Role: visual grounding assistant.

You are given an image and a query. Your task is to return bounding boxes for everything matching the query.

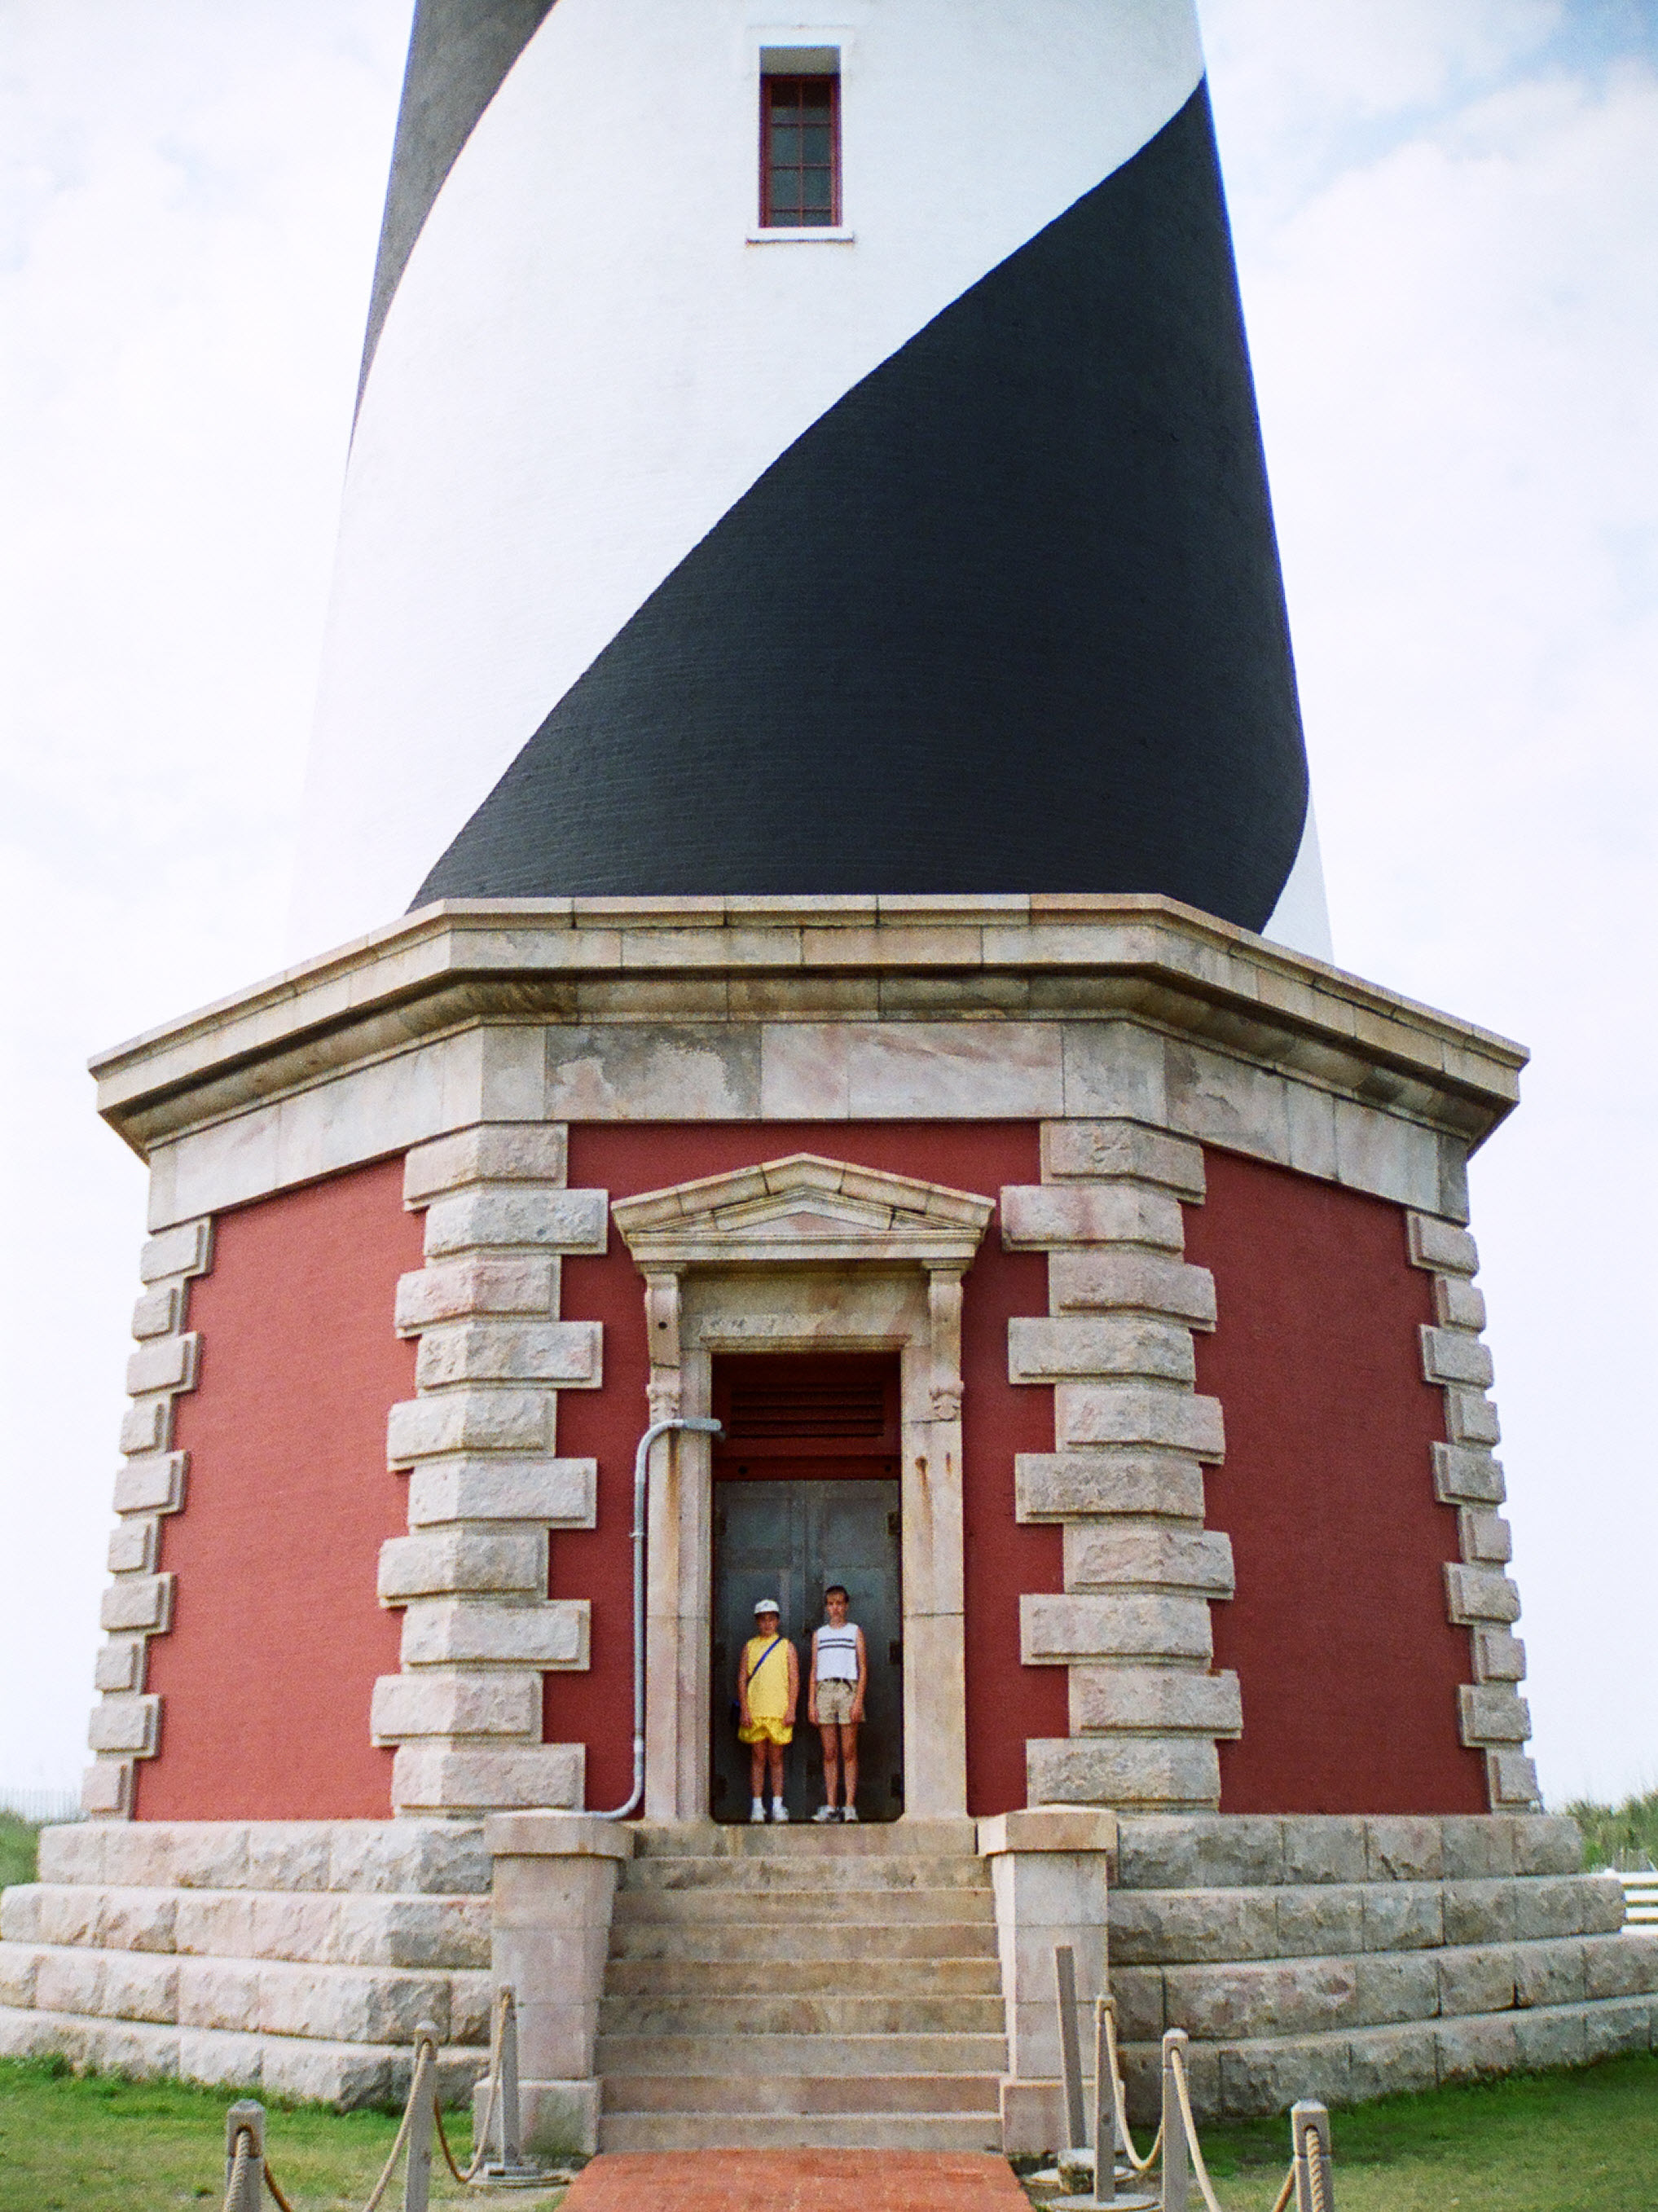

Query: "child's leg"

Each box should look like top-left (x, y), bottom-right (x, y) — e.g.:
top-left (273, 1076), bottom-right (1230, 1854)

top-left (749, 1741), bottom-right (767, 1800)
top-left (840, 1723), bottom-right (859, 1809)
top-left (767, 1739), bottom-right (787, 1797)
top-left (818, 1723), bottom-right (841, 1807)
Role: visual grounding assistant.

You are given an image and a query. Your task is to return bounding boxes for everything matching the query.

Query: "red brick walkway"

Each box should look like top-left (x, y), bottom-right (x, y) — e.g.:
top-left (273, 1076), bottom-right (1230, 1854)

top-left (560, 2149), bottom-right (1029, 2211)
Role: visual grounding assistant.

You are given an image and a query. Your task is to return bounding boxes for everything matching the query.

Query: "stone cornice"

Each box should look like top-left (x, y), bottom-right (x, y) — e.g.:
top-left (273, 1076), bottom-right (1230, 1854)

top-left (90, 895), bottom-right (1526, 1158)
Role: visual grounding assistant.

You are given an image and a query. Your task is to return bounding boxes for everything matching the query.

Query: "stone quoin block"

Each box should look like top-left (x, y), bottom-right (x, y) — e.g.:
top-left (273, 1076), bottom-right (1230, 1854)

top-left (421, 1187), bottom-right (607, 1260)
top-left (1067, 1666), bottom-right (1242, 1736)
top-left (99, 1575), bottom-right (174, 1635)
top-left (139, 1219), bottom-right (213, 1285)
top-left (1471, 1627), bottom-right (1528, 1682)
top-left (86, 1696), bottom-right (161, 1757)
top-left (394, 1256), bottom-right (559, 1331)
top-left (1000, 1183), bottom-right (1185, 1252)
top-left (1487, 1751), bottom-right (1543, 1808)
top-left (399, 1600), bottom-right (590, 1669)
top-left (117, 1398), bottom-right (174, 1458)
top-left (376, 1530), bottom-right (548, 1603)
top-left (369, 1672), bottom-right (540, 1744)
top-left (1432, 1444), bottom-right (1506, 1506)
top-left (1054, 1383), bottom-right (1225, 1459)
top-left (1046, 1250), bottom-right (1217, 1326)
top-left (1445, 1564), bottom-right (1523, 1626)
top-left (1039, 1120), bottom-right (1206, 1196)
top-left (1432, 1277), bottom-right (1488, 1330)
top-left (1406, 1215), bottom-right (1479, 1277)
top-left (93, 1639), bottom-right (145, 1693)
top-left (111, 1453), bottom-right (187, 1517)
top-left (1022, 1592), bottom-right (1216, 1664)
top-left (404, 1458), bottom-right (597, 1529)
top-left (130, 1285), bottom-right (182, 1340)
top-left (1444, 1390), bottom-right (1502, 1448)
top-left (402, 1124), bottom-right (569, 1204)
top-left (1458, 1508), bottom-right (1514, 1564)
top-left (80, 1761), bottom-right (134, 1817)
top-left (386, 1390), bottom-right (553, 1463)
top-left (413, 1319), bottom-right (602, 1390)
top-left (1458, 1685), bottom-right (1532, 1746)
top-left (1420, 1327), bottom-right (1496, 1390)
top-left (1008, 1314), bottom-right (1197, 1384)
top-left (1062, 1524), bottom-right (1235, 1596)
top-left (1028, 1735), bottom-right (1221, 1810)
top-left (106, 1519), bottom-right (160, 1577)
top-left (392, 1744), bottom-right (585, 1815)
top-left (124, 1333), bottom-right (201, 1399)
top-left (1014, 1449), bottom-right (1208, 1523)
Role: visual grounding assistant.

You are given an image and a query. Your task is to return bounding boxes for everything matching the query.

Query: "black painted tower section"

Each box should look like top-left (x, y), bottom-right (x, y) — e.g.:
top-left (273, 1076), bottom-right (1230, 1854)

top-left (416, 89), bottom-right (1308, 932)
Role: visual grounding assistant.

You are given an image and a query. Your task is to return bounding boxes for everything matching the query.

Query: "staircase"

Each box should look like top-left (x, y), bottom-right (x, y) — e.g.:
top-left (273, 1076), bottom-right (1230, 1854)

top-left (596, 1819), bottom-right (1007, 2150)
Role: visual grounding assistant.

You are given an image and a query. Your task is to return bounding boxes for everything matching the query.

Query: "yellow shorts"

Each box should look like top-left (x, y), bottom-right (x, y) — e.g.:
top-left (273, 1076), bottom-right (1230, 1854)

top-left (739, 1717), bottom-right (794, 1746)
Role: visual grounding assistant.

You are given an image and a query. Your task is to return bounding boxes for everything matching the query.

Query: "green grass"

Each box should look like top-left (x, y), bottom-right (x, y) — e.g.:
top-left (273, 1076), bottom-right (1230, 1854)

top-left (1185, 2052), bottom-right (1658, 2211)
top-left (0, 2059), bottom-right (569, 2212)
top-left (1567, 1791), bottom-right (1658, 1871)
top-left (0, 1815), bottom-right (39, 1893)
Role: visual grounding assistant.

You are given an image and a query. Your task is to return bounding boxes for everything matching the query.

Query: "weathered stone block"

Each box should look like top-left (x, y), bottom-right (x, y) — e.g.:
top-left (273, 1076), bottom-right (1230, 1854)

top-left (125, 1334), bottom-right (201, 1398)
top-left (1458, 1508), bottom-right (1513, 1565)
top-left (386, 1391), bottom-right (553, 1463)
top-left (369, 1670), bottom-right (540, 1743)
top-left (1406, 1215), bottom-right (1479, 1276)
top-left (130, 1285), bottom-right (182, 1340)
top-left (87, 1695), bottom-right (161, 1757)
top-left (1433, 1276), bottom-right (1487, 1330)
top-left (404, 1125), bottom-right (569, 1204)
top-left (1581, 1994), bottom-right (1654, 2064)
top-left (1063, 1525), bottom-right (1234, 1597)
top-left (1273, 1885), bottom-right (1365, 1959)
top-left (140, 1219), bottom-right (213, 1284)
top-left (1510, 2006), bottom-right (1586, 2073)
top-left (1442, 1881), bottom-right (1518, 1948)
top-left (1046, 1251), bottom-right (1216, 1327)
top-left (1106, 1966), bottom-right (1165, 2043)
top-left (1511, 1816), bottom-right (1583, 1877)
top-left (1027, 1735), bottom-right (1219, 1810)
top-left (1281, 1819), bottom-right (1370, 1887)
top-left (118, 1397), bottom-right (174, 1456)
top-left (415, 1321), bottom-right (602, 1390)
top-left (1435, 2011), bottom-right (1519, 2082)
top-left (1040, 1119), bottom-right (1206, 1194)
top-left (0, 1889), bottom-right (42, 1945)
top-left (1444, 1390), bottom-right (1502, 1448)
top-left (112, 1452), bottom-right (187, 1516)
top-left (1068, 1667), bottom-right (1241, 1737)
top-left (377, 1530), bottom-right (547, 1603)
top-left (1000, 1184), bottom-right (1185, 1252)
top-left (1420, 1327), bottom-right (1494, 1389)
top-left (1445, 1563), bottom-right (1520, 1625)
top-left (1514, 1938), bottom-right (1587, 2008)
top-left (1471, 1627), bottom-right (1527, 1684)
top-left (392, 1744), bottom-right (585, 1814)
top-left (81, 1761), bottom-right (134, 1817)
top-left (1054, 1384), bottom-right (1224, 1459)
top-left (1014, 1449), bottom-right (1206, 1523)
top-left (400, 1600), bottom-right (589, 1668)
top-left (1432, 1443), bottom-right (1506, 1506)
top-left (1217, 2029), bottom-right (1353, 2121)
top-left (1008, 1314), bottom-right (1195, 1384)
top-left (423, 1187), bottom-right (606, 1259)
top-left (1345, 2020), bottom-right (1440, 2104)
top-left (406, 1457), bottom-right (597, 1528)
top-left (106, 1519), bottom-right (159, 1576)
top-left (1022, 1592), bottom-right (1213, 1664)
top-left (1107, 1888), bottom-right (1278, 1966)
top-left (1115, 1816), bottom-right (1286, 1892)
top-left (395, 1256), bottom-right (558, 1331)
top-left (1353, 1950), bottom-right (1440, 2026)
top-left (1583, 1932), bottom-right (1658, 2001)
top-left (1459, 1684), bottom-right (1530, 1747)
top-left (99, 1574), bottom-right (174, 1634)
top-left (102, 1950), bottom-right (179, 2025)
top-left (1487, 1749), bottom-right (1541, 1808)
top-left (1362, 1884), bottom-right (1444, 1952)
top-left (1165, 1955), bottom-right (1358, 2042)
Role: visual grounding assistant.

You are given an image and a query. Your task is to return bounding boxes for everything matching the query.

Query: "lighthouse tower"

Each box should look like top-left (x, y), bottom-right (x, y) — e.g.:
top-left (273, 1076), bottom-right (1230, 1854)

top-left (3, 0), bottom-right (1651, 2161)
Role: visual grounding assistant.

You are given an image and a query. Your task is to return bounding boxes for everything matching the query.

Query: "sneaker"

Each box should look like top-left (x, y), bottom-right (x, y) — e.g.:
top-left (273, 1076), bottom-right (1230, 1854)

top-left (771, 1800), bottom-right (789, 1823)
top-left (811, 1805), bottom-right (840, 1823)
top-left (842, 1805), bottom-right (859, 1823)
top-left (750, 1799), bottom-right (766, 1823)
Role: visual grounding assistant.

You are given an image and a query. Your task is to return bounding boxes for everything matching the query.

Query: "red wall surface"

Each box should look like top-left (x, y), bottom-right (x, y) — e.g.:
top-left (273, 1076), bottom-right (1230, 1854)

top-left (1187, 1150), bottom-right (1487, 1814)
top-left (556, 1124), bottom-right (1065, 1818)
top-left (138, 1158), bottom-right (422, 1820)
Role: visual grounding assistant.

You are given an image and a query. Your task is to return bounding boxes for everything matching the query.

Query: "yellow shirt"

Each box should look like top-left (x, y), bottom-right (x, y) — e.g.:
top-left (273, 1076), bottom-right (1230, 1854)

top-left (741, 1634), bottom-right (792, 1722)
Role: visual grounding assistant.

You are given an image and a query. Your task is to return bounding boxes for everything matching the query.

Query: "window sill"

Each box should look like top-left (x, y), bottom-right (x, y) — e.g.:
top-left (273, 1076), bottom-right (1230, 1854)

top-left (746, 226), bottom-right (856, 245)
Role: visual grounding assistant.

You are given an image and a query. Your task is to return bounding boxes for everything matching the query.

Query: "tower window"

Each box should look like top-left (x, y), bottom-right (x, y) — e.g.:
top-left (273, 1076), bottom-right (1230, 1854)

top-left (761, 69), bottom-right (841, 229)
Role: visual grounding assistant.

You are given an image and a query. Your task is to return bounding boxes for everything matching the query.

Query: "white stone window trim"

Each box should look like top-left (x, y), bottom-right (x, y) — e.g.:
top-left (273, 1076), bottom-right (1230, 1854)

top-left (745, 227), bottom-right (856, 244)
top-left (612, 1152), bottom-right (994, 1823)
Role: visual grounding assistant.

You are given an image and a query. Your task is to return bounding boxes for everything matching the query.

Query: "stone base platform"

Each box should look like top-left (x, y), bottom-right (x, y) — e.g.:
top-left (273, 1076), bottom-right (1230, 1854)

top-left (1108, 1814), bottom-right (1658, 2120)
top-left (0, 1819), bottom-right (491, 2104)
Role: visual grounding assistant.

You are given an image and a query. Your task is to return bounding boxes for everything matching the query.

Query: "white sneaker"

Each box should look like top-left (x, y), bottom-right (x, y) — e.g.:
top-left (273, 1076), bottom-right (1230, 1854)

top-left (811, 1805), bottom-right (839, 1823)
top-left (842, 1805), bottom-right (859, 1823)
top-left (771, 1799), bottom-right (789, 1823)
top-left (750, 1798), bottom-right (766, 1823)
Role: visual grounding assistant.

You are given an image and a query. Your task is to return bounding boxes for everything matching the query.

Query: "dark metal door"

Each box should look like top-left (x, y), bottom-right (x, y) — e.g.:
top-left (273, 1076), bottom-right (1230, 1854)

top-left (710, 1478), bottom-right (903, 1822)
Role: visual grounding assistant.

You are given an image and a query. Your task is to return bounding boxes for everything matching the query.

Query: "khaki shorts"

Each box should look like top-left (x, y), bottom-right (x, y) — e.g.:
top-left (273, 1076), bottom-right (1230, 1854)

top-left (815, 1679), bottom-right (858, 1726)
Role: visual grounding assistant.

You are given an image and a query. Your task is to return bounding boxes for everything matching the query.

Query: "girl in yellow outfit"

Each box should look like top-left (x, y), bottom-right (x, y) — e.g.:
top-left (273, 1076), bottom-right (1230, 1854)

top-left (737, 1599), bottom-right (799, 1823)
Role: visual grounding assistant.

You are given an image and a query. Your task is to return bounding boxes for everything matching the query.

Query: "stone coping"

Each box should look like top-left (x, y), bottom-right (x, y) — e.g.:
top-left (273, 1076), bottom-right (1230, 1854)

top-left (978, 1806), bottom-right (1120, 1858)
top-left (485, 1812), bottom-right (635, 1861)
top-left (90, 895), bottom-right (1526, 1157)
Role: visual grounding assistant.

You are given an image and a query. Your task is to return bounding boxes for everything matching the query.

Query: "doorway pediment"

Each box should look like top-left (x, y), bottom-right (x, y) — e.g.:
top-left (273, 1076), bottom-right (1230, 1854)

top-left (612, 1153), bottom-right (993, 1269)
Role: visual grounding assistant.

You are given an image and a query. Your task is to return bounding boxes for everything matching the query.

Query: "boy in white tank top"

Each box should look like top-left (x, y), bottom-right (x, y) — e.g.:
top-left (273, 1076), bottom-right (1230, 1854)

top-left (808, 1584), bottom-right (867, 1823)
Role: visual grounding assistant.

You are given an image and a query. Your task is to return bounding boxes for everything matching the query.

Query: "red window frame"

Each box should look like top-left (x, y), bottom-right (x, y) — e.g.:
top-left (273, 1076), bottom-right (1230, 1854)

top-left (759, 71), bottom-right (841, 229)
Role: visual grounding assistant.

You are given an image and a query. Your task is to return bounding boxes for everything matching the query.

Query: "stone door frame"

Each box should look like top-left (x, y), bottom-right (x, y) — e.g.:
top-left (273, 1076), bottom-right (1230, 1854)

top-left (611, 1155), bottom-right (995, 1821)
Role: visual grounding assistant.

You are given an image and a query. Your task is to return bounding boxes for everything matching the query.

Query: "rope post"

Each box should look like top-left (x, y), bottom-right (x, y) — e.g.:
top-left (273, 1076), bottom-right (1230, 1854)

top-left (1291, 2100), bottom-right (1335, 2212)
top-left (223, 2100), bottom-right (264, 2212)
top-left (403, 2025), bottom-right (439, 2212)
top-left (1054, 1943), bottom-right (1088, 2161)
top-left (498, 1983), bottom-right (523, 2168)
top-left (1159, 2031), bottom-right (1189, 2212)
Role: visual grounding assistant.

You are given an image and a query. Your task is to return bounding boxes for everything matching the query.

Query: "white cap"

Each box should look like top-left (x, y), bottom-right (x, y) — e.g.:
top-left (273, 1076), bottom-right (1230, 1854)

top-left (754, 1598), bottom-right (781, 1616)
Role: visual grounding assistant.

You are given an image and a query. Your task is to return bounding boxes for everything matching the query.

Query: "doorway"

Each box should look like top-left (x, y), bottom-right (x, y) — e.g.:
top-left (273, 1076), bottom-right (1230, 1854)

top-left (709, 1354), bottom-right (904, 1823)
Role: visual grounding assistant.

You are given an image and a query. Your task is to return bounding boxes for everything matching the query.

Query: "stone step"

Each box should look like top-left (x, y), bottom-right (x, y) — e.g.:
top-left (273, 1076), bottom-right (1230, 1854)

top-left (599, 1992), bottom-right (1005, 2037)
top-left (603, 1956), bottom-right (1002, 1998)
top-left (604, 2070), bottom-right (1001, 2116)
top-left (621, 1858), bottom-right (991, 1895)
top-left (0, 1884), bottom-right (489, 1971)
top-left (597, 2112), bottom-right (1005, 2152)
top-left (609, 1920), bottom-right (999, 1963)
top-left (613, 1886), bottom-right (993, 1927)
top-left (632, 1820), bottom-right (980, 1859)
top-left (596, 2032), bottom-right (1007, 2077)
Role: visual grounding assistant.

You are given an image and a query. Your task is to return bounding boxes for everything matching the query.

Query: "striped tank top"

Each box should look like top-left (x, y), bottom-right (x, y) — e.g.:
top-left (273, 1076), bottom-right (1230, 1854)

top-left (815, 1621), bottom-right (860, 1682)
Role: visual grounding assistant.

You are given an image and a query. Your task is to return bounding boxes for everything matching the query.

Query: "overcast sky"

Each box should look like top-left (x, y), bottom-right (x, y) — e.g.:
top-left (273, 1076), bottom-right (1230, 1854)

top-left (2, 0), bottom-right (1654, 1808)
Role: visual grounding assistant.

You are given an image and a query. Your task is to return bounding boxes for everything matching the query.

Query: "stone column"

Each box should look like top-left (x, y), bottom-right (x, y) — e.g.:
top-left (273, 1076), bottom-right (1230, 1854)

top-left (486, 1812), bottom-right (633, 2157)
top-left (1406, 1211), bottom-right (1539, 1810)
top-left (377, 1125), bottom-right (607, 1814)
top-left (979, 1805), bottom-right (1118, 2155)
top-left (1004, 1120), bottom-right (1240, 1811)
top-left (83, 1216), bottom-right (213, 1817)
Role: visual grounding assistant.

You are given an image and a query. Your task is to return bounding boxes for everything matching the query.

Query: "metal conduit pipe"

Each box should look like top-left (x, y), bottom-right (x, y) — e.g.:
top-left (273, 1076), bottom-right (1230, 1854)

top-left (592, 1415), bottom-right (723, 1820)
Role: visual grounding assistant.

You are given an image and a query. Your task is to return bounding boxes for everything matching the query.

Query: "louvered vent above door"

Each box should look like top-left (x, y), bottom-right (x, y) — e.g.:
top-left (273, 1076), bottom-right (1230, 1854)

top-left (712, 1353), bottom-right (901, 1462)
